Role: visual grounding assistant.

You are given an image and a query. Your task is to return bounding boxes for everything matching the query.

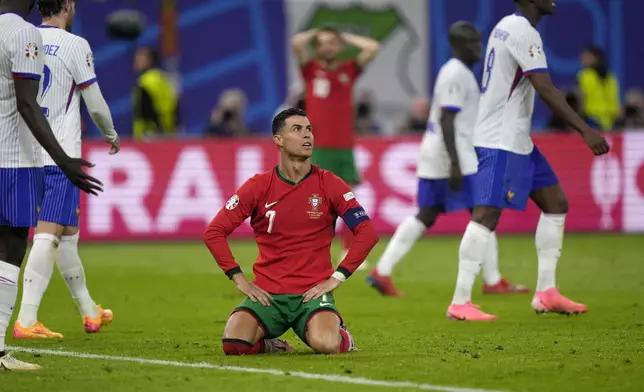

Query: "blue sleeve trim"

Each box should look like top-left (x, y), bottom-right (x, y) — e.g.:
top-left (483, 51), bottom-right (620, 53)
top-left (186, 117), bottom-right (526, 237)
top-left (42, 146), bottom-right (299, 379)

top-left (441, 105), bottom-right (462, 113)
top-left (12, 72), bottom-right (41, 81)
top-left (342, 206), bottom-right (370, 230)
top-left (523, 68), bottom-right (549, 75)
top-left (77, 77), bottom-right (97, 89)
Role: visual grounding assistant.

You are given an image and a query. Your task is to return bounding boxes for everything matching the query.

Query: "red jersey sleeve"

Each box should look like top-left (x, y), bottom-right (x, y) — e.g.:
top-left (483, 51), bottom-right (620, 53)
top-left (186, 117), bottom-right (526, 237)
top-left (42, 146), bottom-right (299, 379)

top-left (325, 172), bottom-right (379, 279)
top-left (203, 177), bottom-right (260, 279)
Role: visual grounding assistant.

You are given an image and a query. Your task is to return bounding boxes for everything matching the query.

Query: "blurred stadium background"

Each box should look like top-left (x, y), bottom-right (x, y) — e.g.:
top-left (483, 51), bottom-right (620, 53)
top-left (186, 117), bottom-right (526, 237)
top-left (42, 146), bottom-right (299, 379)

top-left (26, 0), bottom-right (643, 241)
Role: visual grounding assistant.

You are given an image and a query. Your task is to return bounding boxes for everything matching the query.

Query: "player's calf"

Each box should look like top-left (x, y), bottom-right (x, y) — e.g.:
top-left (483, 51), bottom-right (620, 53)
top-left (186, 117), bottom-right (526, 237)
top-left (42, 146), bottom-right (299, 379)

top-left (471, 206), bottom-right (502, 231)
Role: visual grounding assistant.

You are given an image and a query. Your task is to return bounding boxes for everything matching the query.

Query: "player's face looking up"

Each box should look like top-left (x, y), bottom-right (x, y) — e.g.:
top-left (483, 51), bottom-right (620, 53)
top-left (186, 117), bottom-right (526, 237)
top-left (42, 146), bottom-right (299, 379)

top-left (273, 115), bottom-right (314, 159)
top-left (315, 30), bottom-right (343, 62)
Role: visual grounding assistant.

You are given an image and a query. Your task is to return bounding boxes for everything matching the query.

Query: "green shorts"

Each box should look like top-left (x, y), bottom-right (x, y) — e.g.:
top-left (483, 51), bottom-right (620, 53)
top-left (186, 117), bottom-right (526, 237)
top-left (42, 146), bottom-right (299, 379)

top-left (311, 148), bottom-right (360, 185)
top-left (234, 293), bottom-right (341, 344)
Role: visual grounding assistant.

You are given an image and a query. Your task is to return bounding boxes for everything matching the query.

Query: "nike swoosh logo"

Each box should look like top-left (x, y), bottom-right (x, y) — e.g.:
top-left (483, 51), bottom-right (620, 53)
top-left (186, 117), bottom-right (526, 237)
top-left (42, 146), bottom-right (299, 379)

top-left (320, 302), bottom-right (333, 307)
top-left (265, 201), bottom-right (278, 208)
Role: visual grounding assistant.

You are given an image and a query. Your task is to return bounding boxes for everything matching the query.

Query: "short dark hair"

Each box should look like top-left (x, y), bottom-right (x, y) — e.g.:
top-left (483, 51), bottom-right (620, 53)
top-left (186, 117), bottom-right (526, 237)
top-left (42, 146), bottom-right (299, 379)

top-left (38, 0), bottom-right (68, 17)
top-left (137, 47), bottom-right (161, 67)
top-left (313, 26), bottom-right (342, 47)
top-left (272, 108), bottom-right (307, 135)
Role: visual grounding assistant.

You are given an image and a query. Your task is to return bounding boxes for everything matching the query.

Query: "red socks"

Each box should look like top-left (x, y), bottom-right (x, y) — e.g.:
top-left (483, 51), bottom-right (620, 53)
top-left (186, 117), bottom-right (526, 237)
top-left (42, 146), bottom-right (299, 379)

top-left (222, 339), bottom-right (265, 355)
top-left (338, 329), bottom-right (351, 353)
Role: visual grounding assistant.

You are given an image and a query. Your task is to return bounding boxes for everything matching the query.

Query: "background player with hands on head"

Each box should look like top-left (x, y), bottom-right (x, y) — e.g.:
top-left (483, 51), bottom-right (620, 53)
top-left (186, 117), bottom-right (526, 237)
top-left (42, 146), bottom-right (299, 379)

top-left (368, 21), bottom-right (528, 297)
top-left (14, 0), bottom-right (117, 341)
top-left (204, 108), bottom-right (378, 355)
top-left (0, 0), bottom-right (102, 371)
top-left (292, 26), bottom-right (379, 269)
top-left (447, 0), bottom-right (610, 321)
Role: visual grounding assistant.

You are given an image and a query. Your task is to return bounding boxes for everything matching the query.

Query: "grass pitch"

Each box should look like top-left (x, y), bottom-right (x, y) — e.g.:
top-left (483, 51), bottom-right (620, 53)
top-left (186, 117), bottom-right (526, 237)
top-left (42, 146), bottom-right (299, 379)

top-left (4, 234), bottom-right (644, 392)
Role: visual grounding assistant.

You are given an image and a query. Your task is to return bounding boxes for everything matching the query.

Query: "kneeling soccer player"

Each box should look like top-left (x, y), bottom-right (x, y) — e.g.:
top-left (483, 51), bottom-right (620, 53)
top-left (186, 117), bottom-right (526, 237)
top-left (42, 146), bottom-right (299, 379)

top-left (204, 108), bottom-right (379, 355)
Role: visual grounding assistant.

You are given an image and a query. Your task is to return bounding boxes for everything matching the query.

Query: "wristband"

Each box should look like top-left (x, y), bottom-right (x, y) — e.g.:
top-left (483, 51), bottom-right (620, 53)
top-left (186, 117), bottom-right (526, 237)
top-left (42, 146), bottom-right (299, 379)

top-left (332, 271), bottom-right (346, 283)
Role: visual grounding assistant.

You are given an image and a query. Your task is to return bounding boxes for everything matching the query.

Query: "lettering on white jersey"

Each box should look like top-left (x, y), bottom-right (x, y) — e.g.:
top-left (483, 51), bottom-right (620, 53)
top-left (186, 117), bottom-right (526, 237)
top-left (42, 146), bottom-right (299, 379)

top-left (0, 14), bottom-right (45, 168)
top-left (38, 26), bottom-right (97, 166)
top-left (473, 13), bottom-right (549, 155)
top-left (417, 58), bottom-right (479, 179)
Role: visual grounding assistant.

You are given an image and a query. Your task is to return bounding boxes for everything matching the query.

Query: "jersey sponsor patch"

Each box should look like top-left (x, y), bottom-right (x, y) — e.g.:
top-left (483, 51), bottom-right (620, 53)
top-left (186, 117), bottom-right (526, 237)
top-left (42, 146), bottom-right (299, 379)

top-left (342, 206), bottom-right (369, 230)
top-left (25, 43), bottom-right (38, 59)
top-left (528, 44), bottom-right (542, 58)
top-left (85, 52), bottom-right (94, 68)
top-left (343, 191), bottom-right (355, 201)
top-left (225, 194), bottom-right (239, 210)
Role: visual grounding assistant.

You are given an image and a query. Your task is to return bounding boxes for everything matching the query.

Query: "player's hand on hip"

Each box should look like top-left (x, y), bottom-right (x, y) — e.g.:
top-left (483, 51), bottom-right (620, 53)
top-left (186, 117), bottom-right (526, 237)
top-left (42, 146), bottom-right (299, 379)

top-left (448, 163), bottom-right (464, 191)
top-left (583, 130), bottom-right (610, 156)
top-left (59, 157), bottom-right (103, 195)
top-left (303, 277), bottom-right (341, 302)
top-left (235, 278), bottom-right (272, 306)
top-left (106, 135), bottom-right (120, 155)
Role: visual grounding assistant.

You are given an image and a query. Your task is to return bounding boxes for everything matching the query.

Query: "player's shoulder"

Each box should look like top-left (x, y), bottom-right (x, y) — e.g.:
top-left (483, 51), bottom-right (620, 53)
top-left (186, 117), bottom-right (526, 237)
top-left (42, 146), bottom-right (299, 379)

top-left (1, 15), bottom-right (38, 38)
top-left (244, 168), bottom-right (275, 189)
top-left (496, 13), bottom-right (540, 38)
top-left (438, 58), bottom-right (472, 81)
top-left (65, 32), bottom-right (91, 50)
top-left (314, 166), bottom-right (347, 187)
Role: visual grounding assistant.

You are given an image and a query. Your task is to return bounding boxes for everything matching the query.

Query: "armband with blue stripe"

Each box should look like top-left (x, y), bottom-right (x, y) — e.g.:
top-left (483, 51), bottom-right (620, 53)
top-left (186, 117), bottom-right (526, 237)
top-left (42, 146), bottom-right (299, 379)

top-left (341, 206), bottom-right (370, 230)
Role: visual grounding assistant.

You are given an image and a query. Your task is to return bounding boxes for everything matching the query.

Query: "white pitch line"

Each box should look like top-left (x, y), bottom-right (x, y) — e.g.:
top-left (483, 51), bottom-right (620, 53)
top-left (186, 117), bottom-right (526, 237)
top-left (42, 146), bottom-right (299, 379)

top-left (8, 346), bottom-right (508, 392)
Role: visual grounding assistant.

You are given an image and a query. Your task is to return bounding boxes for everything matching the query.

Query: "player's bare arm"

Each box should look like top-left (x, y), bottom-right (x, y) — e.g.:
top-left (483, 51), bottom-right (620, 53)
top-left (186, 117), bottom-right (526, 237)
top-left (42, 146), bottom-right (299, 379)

top-left (440, 109), bottom-right (463, 191)
top-left (291, 28), bottom-right (318, 65)
top-left (341, 32), bottom-right (380, 67)
top-left (527, 73), bottom-right (609, 156)
top-left (14, 78), bottom-right (103, 194)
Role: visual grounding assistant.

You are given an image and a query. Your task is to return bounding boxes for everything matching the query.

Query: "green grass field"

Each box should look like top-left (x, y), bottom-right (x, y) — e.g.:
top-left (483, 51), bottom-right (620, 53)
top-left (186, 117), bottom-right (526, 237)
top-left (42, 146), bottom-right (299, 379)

top-left (4, 234), bottom-right (644, 392)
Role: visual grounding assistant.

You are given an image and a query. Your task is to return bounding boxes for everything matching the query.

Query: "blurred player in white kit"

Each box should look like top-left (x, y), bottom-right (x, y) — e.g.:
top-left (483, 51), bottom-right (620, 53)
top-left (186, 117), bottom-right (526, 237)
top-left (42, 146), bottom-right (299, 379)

top-left (0, 0), bottom-right (102, 370)
top-left (447, 0), bottom-right (609, 321)
top-left (14, 0), bottom-right (118, 339)
top-left (368, 22), bottom-right (528, 297)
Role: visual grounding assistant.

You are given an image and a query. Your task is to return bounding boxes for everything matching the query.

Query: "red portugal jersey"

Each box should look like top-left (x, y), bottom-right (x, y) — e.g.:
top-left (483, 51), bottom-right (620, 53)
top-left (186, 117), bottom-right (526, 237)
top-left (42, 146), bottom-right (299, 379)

top-left (301, 60), bottom-right (361, 149)
top-left (204, 165), bottom-right (378, 294)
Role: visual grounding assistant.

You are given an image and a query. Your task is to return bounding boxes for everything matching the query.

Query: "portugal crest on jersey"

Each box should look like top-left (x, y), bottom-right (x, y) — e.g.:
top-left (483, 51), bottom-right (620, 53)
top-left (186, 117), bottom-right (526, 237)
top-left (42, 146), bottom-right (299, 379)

top-left (307, 193), bottom-right (323, 219)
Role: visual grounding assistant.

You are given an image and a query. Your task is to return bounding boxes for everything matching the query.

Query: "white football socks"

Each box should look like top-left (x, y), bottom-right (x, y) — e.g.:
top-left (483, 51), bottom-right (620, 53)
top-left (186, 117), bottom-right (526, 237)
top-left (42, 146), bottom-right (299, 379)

top-left (17, 233), bottom-right (58, 328)
top-left (452, 221), bottom-right (492, 305)
top-left (376, 216), bottom-right (427, 276)
top-left (57, 233), bottom-right (98, 318)
top-left (0, 261), bottom-right (20, 352)
top-left (481, 232), bottom-right (502, 286)
top-left (535, 213), bottom-right (566, 292)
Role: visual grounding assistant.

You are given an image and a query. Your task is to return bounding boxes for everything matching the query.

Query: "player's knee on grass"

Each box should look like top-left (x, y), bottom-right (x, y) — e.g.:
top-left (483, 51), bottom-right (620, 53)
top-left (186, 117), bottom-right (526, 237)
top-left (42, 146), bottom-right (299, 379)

top-left (222, 311), bottom-right (266, 355)
top-left (471, 206), bottom-right (502, 231)
top-left (416, 207), bottom-right (439, 228)
top-left (306, 311), bottom-right (342, 354)
top-left (530, 184), bottom-right (569, 214)
top-left (0, 226), bottom-right (29, 267)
